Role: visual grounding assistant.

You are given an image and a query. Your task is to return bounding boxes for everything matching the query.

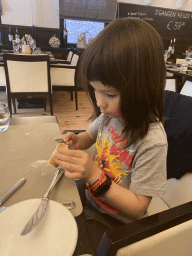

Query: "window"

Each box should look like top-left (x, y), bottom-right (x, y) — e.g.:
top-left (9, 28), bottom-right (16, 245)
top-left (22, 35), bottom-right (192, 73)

top-left (66, 19), bottom-right (105, 44)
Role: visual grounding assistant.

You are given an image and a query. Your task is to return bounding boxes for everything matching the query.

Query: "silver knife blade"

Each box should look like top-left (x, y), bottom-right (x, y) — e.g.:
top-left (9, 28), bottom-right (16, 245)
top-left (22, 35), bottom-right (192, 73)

top-left (20, 167), bottom-right (64, 236)
top-left (0, 178), bottom-right (26, 206)
top-left (20, 198), bottom-right (48, 235)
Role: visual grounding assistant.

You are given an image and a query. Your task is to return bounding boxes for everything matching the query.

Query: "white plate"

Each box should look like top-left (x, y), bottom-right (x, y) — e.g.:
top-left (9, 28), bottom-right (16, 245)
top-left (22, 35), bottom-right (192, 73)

top-left (0, 199), bottom-right (78, 256)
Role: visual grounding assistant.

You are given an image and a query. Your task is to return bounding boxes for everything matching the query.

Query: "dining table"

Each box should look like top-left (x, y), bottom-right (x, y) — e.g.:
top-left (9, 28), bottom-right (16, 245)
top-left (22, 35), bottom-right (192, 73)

top-left (0, 116), bottom-right (95, 256)
top-left (166, 64), bottom-right (192, 92)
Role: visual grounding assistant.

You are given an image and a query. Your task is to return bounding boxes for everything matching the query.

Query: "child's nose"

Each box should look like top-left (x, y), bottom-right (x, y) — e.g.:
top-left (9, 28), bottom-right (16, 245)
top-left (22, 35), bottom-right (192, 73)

top-left (96, 97), bottom-right (107, 108)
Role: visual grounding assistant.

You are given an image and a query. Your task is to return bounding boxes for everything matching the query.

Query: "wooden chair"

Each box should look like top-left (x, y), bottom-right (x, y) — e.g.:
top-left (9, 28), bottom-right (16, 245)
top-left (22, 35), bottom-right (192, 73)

top-left (50, 53), bottom-right (80, 110)
top-left (165, 77), bottom-right (178, 92)
top-left (180, 80), bottom-right (192, 97)
top-left (176, 58), bottom-right (188, 64)
top-left (55, 50), bottom-right (73, 64)
top-left (0, 65), bottom-right (6, 91)
top-left (96, 202), bottom-right (192, 256)
top-left (3, 53), bottom-right (53, 117)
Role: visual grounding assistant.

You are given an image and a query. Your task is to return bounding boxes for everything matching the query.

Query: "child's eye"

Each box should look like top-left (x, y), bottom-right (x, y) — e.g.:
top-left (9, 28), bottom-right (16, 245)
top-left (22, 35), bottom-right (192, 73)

top-left (107, 94), bottom-right (117, 98)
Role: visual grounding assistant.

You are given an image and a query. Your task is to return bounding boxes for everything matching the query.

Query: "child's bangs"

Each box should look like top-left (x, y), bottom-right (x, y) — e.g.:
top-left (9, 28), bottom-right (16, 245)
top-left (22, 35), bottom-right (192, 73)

top-left (86, 52), bottom-right (119, 87)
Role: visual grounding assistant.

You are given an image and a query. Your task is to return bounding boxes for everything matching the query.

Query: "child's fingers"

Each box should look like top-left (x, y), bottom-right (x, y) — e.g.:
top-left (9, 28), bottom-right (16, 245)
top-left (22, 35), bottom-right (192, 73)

top-left (62, 132), bottom-right (76, 143)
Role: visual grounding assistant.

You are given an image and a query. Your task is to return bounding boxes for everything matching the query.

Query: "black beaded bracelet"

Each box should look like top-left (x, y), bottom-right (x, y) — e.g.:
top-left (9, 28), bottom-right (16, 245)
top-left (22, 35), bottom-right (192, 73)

top-left (90, 174), bottom-right (112, 198)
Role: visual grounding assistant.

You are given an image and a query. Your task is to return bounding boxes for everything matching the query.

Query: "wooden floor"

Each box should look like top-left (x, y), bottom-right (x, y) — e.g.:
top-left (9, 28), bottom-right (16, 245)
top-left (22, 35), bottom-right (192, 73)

top-left (0, 91), bottom-right (93, 133)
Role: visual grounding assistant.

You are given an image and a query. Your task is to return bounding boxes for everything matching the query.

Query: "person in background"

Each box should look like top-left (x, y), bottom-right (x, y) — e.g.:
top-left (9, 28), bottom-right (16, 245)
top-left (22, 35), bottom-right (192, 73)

top-left (54, 18), bottom-right (167, 225)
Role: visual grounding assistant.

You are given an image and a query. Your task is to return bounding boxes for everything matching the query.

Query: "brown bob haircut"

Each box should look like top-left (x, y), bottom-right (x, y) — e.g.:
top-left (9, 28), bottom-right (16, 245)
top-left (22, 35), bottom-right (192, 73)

top-left (79, 17), bottom-right (166, 147)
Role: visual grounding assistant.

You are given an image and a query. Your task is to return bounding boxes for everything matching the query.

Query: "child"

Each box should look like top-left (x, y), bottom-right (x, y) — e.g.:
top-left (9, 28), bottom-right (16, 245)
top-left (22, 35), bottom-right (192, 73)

top-left (54, 18), bottom-right (167, 224)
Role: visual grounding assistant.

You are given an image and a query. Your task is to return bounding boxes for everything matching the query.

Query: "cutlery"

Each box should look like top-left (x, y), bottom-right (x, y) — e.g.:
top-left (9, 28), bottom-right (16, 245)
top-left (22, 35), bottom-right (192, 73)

top-left (20, 167), bottom-right (64, 236)
top-left (62, 201), bottom-right (75, 210)
top-left (0, 178), bottom-right (26, 206)
top-left (54, 138), bottom-right (67, 144)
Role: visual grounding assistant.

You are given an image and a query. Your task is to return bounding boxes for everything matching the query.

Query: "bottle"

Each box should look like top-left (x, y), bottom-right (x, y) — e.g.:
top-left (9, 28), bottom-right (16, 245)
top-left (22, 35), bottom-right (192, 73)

top-left (8, 27), bottom-right (14, 44)
top-left (168, 39), bottom-right (173, 54)
top-left (171, 38), bottom-right (176, 54)
top-left (167, 38), bottom-right (176, 64)
top-left (15, 27), bottom-right (20, 40)
top-left (24, 34), bottom-right (27, 45)
top-left (63, 20), bottom-right (68, 47)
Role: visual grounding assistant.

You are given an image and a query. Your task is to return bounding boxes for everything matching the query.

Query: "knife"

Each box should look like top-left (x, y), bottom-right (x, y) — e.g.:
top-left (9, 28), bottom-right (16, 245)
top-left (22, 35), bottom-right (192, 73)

top-left (0, 178), bottom-right (26, 206)
top-left (20, 167), bottom-right (64, 236)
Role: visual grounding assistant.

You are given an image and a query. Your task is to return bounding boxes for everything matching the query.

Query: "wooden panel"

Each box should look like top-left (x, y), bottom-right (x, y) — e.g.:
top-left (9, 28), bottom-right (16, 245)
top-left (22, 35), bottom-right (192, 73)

top-left (0, 24), bottom-right (59, 48)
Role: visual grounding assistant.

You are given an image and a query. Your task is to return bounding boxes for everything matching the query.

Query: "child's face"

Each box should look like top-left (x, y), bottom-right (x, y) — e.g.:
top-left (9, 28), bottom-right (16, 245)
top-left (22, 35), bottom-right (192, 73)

top-left (90, 81), bottom-right (121, 118)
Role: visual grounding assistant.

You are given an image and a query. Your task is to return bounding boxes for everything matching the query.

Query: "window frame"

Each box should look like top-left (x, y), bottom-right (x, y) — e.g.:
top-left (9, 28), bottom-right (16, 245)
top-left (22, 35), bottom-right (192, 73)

top-left (59, 17), bottom-right (108, 48)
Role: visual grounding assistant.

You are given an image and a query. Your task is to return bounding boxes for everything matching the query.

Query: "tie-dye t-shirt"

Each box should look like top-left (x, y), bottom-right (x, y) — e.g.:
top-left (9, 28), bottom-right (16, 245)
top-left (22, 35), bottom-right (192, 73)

top-left (85, 114), bottom-right (168, 223)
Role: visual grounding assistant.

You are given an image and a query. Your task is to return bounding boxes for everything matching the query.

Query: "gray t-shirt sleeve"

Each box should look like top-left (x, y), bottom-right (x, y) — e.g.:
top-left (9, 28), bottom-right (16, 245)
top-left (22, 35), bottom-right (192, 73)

top-left (88, 114), bottom-right (104, 138)
top-left (129, 144), bottom-right (167, 197)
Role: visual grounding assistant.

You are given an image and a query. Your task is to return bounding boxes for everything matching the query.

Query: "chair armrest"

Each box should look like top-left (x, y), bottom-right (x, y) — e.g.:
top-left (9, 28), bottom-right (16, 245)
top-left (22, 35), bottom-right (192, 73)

top-left (55, 59), bottom-right (71, 64)
top-left (50, 64), bottom-right (77, 69)
top-left (96, 201), bottom-right (192, 256)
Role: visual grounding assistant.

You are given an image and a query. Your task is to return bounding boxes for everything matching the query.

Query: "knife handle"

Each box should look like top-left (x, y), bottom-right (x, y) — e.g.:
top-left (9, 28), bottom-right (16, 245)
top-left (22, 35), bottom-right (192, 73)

top-left (0, 178), bottom-right (26, 206)
top-left (44, 168), bottom-right (64, 199)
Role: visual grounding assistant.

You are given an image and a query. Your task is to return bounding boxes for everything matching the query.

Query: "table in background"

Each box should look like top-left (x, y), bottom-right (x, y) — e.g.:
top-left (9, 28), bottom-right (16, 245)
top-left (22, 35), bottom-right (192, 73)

top-left (0, 116), bottom-right (95, 256)
top-left (166, 65), bottom-right (192, 93)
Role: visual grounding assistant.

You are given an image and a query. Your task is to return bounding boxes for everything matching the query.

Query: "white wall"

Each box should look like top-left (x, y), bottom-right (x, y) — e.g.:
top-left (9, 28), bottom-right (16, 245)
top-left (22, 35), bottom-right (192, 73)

top-left (1, 0), bottom-right (33, 26)
top-left (1, 0), bottom-right (192, 28)
top-left (1, 0), bottom-right (59, 28)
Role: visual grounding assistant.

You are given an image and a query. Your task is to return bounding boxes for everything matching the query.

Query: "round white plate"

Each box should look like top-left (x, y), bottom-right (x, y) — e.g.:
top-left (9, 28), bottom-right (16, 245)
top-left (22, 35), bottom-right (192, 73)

top-left (0, 199), bottom-right (78, 256)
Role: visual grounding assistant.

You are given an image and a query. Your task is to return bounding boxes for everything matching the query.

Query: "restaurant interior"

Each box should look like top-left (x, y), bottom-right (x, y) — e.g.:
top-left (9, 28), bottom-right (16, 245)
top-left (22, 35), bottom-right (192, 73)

top-left (1, 0), bottom-right (192, 256)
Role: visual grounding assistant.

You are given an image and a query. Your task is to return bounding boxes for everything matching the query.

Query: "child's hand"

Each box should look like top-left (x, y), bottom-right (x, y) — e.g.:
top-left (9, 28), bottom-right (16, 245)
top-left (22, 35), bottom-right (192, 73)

top-left (61, 132), bottom-right (80, 149)
top-left (54, 148), bottom-right (102, 185)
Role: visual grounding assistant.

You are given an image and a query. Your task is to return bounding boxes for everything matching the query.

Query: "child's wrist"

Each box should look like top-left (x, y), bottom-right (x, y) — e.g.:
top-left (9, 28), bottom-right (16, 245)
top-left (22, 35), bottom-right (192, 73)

top-left (86, 169), bottom-right (112, 198)
top-left (86, 167), bottom-right (102, 186)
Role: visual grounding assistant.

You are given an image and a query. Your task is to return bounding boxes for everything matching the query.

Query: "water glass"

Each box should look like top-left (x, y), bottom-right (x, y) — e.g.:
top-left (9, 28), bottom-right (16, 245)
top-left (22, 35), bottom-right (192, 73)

top-left (0, 103), bottom-right (10, 132)
top-left (12, 40), bottom-right (19, 54)
top-left (34, 48), bottom-right (41, 54)
top-left (180, 64), bottom-right (188, 71)
top-left (30, 39), bottom-right (36, 53)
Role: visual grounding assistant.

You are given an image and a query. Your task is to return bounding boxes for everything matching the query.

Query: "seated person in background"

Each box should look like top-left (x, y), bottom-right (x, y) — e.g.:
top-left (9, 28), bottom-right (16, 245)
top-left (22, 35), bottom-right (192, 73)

top-left (54, 18), bottom-right (167, 225)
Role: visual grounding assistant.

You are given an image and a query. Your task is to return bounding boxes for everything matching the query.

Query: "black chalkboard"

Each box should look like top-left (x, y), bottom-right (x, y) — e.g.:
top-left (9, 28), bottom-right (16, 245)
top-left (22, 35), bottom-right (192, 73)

top-left (117, 3), bottom-right (192, 40)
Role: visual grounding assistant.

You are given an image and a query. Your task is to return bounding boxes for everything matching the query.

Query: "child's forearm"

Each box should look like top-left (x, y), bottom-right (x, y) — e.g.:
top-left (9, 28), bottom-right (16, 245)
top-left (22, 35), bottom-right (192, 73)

top-left (77, 131), bottom-right (96, 150)
top-left (102, 181), bottom-right (152, 219)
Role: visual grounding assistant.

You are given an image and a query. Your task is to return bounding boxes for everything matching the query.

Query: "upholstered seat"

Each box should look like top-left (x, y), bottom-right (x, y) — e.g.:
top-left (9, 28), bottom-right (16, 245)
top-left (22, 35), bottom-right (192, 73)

top-left (3, 53), bottom-right (53, 117)
top-left (50, 53), bottom-right (80, 110)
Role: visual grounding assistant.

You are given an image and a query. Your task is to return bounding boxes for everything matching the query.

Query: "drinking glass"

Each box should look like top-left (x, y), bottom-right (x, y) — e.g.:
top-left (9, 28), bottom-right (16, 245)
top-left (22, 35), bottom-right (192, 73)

top-left (185, 52), bottom-right (192, 68)
top-left (16, 38), bottom-right (22, 52)
top-left (0, 103), bottom-right (10, 132)
top-left (34, 47), bottom-right (41, 54)
top-left (12, 40), bottom-right (19, 54)
top-left (164, 50), bottom-right (170, 63)
top-left (30, 39), bottom-right (36, 53)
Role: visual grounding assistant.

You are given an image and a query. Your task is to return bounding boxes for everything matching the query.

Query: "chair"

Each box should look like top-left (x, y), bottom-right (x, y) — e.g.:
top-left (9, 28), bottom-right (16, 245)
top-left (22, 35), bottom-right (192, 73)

top-left (50, 53), bottom-right (80, 110)
top-left (96, 202), bottom-right (192, 256)
top-left (176, 58), bottom-right (188, 64)
top-left (180, 80), bottom-right (192, 97)
top-left (83, 90), bottom-right (192, 255)
top-left (165, 77), bottom-right (178, 92)
top-left (0, 65), bottom-right (6, 90)
top-left (3, 53), bottom-right (53, 117)
top-left (55, 50), bottom-right (73, 64)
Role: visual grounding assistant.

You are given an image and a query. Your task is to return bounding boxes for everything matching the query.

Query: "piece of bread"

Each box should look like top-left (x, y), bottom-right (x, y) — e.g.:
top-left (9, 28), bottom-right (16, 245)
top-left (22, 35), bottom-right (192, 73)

top-left (49, 143), bottom-right (68, 167)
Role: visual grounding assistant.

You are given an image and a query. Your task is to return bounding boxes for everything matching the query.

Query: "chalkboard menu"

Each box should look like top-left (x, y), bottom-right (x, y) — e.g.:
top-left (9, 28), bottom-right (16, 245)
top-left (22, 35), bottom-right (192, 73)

top-left (118, 3), bottom-right (192, 40)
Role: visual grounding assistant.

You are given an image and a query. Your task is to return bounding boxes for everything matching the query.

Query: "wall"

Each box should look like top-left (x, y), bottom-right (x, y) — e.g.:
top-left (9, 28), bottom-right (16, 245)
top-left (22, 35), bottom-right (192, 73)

top-left (1, 0), bottom-right (192, 28)
top-left (1, 0), bottom-right (59, 28)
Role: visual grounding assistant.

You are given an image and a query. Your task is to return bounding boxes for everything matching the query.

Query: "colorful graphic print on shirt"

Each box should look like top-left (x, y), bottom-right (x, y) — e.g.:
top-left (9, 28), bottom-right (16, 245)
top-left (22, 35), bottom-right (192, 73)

top-left (88, 125), bottom-right (136, 214)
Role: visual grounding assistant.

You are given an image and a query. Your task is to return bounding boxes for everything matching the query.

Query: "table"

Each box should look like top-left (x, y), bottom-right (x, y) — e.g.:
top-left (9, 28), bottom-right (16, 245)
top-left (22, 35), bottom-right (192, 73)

top-left (0, 116), bottom-right (95, 256)
top-left (166, 65), bottom-right (192, 92)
